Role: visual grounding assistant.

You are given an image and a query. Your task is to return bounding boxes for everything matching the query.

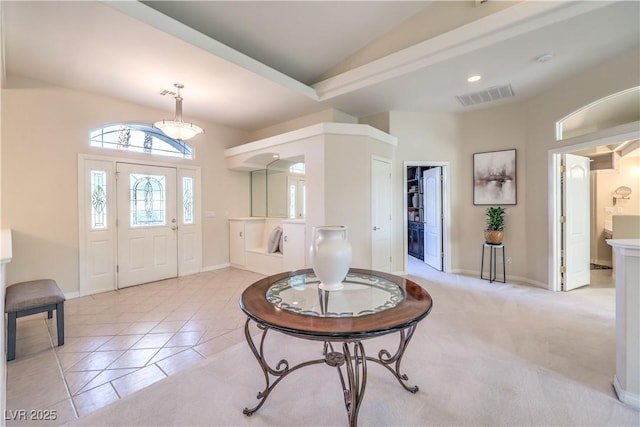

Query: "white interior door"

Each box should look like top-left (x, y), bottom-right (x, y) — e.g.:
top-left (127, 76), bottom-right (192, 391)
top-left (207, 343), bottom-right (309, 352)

top-left (117, 163), bottom-right (178, 288)
top-left (371, 157), bottom-right (392, 271)
top-left (563, 154), bottom-right (590, 291)
top-left (423, 167), bottom-right (443, 270)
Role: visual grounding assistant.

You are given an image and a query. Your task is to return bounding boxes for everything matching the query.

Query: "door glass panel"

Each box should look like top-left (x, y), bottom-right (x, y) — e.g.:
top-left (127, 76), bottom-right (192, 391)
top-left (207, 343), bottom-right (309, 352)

top-left (183, 176), bottom-right (194, 225)
top-left (90, 170), bottom-right (107, 230)
top-left (130, 173), bottom-right (166, 227)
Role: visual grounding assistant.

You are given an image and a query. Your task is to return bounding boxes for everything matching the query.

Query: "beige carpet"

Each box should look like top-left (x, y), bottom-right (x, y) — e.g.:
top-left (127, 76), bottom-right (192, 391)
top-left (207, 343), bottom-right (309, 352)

top-left (68, 270), bottom-right (639, 426)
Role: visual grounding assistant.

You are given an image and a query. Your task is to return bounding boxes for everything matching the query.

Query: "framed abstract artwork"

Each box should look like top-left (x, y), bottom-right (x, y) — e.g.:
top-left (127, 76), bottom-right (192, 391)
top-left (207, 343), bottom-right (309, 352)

top-left (473, 149), bottom-right (517, 205)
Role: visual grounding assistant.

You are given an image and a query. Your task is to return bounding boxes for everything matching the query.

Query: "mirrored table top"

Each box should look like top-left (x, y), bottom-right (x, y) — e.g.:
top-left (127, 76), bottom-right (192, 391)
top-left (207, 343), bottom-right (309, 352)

top-left (266, 272), bottom-right (404, 318)
top-left (240, 268), bottom-right (433, 340)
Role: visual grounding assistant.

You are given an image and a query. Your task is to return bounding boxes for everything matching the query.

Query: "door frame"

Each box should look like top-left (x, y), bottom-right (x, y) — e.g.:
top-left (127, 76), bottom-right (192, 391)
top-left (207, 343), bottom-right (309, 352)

top-left (423, 166), bottom-right (443, 271)
top-left (403, 161), bottom-right (450, 274)
top-left (78, 154), bottom-right (202, 296)
top-left (548, 123), bottom-right (639, 291)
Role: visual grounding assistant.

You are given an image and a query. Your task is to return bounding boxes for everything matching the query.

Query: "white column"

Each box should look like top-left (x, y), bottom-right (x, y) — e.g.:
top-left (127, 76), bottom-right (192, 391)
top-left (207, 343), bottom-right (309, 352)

top-left (607, 238), bottom-right (640, 410)
top-left (1, 229), bottom-right (14, 426)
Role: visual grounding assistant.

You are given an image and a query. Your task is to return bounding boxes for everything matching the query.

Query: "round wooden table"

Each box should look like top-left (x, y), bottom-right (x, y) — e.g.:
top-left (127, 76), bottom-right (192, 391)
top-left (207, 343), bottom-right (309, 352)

top-left (239, 268), bottom-right (433, 426)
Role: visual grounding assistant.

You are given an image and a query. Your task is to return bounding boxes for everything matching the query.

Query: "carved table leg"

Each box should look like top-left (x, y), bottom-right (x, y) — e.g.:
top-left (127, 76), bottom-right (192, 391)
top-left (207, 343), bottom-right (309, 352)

top-left (243, 319), bottom-right (420, 426)
top-left (327, 341), bottom-right (367, 427)
top-left (243, 319), bottom-right (325, 416)
top-left (366, 324), bottom-right (419, 393)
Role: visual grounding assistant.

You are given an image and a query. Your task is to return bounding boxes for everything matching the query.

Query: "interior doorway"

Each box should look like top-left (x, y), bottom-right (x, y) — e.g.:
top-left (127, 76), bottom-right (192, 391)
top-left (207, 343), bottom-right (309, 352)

top-left (404, 161), bottom-right (449, 274)
top-left (548, 126), bottom-right (639, 291)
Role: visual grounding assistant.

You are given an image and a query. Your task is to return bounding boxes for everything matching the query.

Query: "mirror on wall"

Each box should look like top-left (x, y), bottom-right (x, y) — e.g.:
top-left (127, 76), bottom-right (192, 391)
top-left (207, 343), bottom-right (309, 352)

top-left (251, 156), bottom-right (305, 218)
top-left (267, 160), bottom-right (289, 217)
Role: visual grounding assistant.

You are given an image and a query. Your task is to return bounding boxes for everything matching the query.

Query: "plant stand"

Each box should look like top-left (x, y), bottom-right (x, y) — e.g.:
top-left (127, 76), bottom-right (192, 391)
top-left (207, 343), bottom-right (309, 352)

top-left (481, 243), bottom-right (506, 283)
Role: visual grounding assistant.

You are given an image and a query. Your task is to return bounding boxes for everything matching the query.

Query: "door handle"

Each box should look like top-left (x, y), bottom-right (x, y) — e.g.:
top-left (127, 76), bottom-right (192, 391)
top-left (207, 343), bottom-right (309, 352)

top-left (171, 226), bottom-right (178, 231)
top-left (373, 226), bottom-right (379, 231)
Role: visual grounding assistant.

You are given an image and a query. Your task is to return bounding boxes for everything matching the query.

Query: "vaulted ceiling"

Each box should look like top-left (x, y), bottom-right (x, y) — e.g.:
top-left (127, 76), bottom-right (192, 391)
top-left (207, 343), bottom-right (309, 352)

top-left (2, 1), bottom-right (639, 131)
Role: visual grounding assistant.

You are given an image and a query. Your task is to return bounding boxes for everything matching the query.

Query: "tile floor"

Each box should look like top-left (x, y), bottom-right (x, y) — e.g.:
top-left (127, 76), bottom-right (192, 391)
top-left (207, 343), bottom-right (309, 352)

top-left (5, 267), bottom-right (264, 426)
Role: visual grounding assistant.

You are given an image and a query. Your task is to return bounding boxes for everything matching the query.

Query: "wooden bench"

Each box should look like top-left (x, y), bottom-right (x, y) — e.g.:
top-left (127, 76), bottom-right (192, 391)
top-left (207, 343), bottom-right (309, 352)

top-left (5, 279), bottom-right (65, 361)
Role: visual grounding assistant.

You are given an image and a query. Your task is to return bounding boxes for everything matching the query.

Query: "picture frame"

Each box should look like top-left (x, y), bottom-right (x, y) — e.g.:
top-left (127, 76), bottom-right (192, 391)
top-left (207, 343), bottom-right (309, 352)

top-left (473, 149), bottom-right (517, 205)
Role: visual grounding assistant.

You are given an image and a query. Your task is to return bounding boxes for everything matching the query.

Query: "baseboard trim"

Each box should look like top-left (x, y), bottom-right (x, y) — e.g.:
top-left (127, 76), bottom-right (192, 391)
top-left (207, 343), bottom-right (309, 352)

top-left (64, 291), bottom-right (81, 300)
top-left (455, 269), bottom-right (549, 289)
top-left (201, 263), bottom-right (231, 272)
top-left (614, 375), bottom-right (640, 410)
top-left (591, 259), bottom-right (613, 268)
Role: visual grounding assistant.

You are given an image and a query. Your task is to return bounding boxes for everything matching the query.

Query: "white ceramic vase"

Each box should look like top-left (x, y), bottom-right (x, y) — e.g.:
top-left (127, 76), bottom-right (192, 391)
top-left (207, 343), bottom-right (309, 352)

top-left (310, 226), bottom-right (352, 291)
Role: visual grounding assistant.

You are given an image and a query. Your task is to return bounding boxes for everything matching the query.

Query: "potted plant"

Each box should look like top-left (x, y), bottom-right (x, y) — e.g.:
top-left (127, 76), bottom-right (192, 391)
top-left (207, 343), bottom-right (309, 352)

top-left (485, 206), bottom-right (505, 245)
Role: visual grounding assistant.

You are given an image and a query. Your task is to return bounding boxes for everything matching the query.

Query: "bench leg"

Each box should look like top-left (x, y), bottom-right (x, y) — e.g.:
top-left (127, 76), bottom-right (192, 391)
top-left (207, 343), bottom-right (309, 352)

top-left (56, 302), bottom-right (64, 347)
top-left (7, 312), bottom-right (17, 361)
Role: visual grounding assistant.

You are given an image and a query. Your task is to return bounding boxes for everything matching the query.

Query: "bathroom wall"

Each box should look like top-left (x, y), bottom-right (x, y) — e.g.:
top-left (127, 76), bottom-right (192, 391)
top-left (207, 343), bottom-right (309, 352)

top-left (592, 153), bottom-right (640, 266)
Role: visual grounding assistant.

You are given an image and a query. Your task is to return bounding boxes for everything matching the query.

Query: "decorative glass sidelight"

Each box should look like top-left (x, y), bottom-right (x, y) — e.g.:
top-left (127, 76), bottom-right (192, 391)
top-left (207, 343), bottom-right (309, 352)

top-left (183, 177), bottom-right (194, 224)
top-left (130, 174), bottom-right (166, 227)
top-left (90, 170), bottom-right (107, 229)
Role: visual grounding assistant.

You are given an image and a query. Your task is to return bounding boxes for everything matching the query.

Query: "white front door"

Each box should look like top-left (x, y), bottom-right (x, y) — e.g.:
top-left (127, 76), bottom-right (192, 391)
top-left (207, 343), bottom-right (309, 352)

top-left (563, 154), bottom-right (590, 291)
top-left (423, 167), bottom-right (443, 271)
top-left (371, 157), bottom-right (392, 271)
top-left (116, 163), bottom-right (178, 288)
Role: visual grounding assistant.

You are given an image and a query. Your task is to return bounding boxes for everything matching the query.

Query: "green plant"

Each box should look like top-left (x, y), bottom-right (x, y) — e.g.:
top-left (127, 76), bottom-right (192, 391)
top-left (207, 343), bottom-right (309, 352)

top-left (486, 206), bottom-right (506, 231)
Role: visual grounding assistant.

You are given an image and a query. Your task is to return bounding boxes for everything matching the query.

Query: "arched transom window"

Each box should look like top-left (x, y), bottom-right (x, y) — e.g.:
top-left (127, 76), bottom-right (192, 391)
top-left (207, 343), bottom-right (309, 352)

top-left (90, 124), bottom-right (193, 159)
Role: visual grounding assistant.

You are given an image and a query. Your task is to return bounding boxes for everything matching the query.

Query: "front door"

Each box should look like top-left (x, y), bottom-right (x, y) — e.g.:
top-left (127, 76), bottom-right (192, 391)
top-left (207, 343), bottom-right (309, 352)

top-left (371, 157), bottom-right (392, 271)
top-left (423, 167), bottom-right (443, 271)
top-left (116, 163), bottom-right (178, 288)
top-left (562, 154), bottom-right (590, 291)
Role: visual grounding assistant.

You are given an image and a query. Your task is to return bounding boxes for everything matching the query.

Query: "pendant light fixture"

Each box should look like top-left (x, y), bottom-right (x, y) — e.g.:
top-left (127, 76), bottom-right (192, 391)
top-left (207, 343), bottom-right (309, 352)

top-left (154, 83), bottom-right (204, 140)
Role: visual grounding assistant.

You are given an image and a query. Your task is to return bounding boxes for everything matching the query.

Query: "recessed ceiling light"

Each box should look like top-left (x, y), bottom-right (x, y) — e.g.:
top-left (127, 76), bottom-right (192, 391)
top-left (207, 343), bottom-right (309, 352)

top-left (467, 75), bottom-right (482, 83)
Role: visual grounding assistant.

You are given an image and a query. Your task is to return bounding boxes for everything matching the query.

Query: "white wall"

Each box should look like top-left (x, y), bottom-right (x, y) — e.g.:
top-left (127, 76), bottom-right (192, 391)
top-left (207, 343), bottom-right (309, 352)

top-left (383, 47), bottom-right (638, 286)
top-left (226, 124), bottom-right (396, 270)
top-left (1, 85), bottom-right (249, 294)
top-left (387, 111), bottom-right (462, 273)
top-left (523, 47), bottom-right (639, 286)
top-left (323, 134), bottom-right (395, 269)
top-left (458, 104), bottom-right (528, 279)
top-left (386, 108), bottom-right (528, 279)
top-left (2, 47), bottom-right (637, 294)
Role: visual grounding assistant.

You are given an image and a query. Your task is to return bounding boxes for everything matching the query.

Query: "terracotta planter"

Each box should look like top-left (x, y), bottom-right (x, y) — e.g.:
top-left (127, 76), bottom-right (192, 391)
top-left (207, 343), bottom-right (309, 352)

top-left (484, 230), bottom-right (504, 245)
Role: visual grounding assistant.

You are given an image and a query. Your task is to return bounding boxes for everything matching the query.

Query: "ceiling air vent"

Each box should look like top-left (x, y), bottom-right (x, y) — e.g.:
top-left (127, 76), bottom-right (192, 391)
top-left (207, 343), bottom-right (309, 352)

top-left (456, 84), bottom-right (514, 107)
